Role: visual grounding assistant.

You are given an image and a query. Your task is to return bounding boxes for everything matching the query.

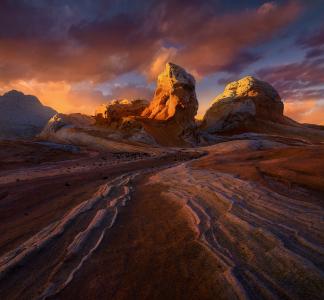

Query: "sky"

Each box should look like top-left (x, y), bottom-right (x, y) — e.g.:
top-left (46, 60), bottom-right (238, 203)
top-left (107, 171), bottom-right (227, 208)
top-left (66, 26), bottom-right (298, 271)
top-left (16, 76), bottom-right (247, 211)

top-left (0, 0), bottom-right (323, 124)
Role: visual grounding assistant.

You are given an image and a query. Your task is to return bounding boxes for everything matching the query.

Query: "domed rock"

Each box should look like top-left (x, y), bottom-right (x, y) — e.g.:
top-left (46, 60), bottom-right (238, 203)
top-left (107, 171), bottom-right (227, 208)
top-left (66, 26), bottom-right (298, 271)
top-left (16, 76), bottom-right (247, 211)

top-left (141, 62), bottom-right (198, 128)
top-left (95, 99), bottom-right (148, 126)
top-left (201, 76), bottom-right (284, 133)
top-left (40, 113), bottom-right (95, 139)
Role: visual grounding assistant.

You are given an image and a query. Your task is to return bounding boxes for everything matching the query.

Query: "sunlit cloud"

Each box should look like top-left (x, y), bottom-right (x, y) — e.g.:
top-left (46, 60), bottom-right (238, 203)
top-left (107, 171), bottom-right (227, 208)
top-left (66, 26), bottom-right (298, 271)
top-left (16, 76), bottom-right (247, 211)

top-left (0, 0), bottom-right (323, 124)
top-left (284, 99), bottom-right (324, 124)
top-left (0, 80), bottom-right (153, 114)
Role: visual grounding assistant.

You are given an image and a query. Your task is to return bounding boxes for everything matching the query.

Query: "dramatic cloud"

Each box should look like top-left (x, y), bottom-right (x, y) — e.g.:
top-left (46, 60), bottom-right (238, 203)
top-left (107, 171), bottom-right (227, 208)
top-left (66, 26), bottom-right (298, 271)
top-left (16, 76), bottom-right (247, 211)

top-left (256, 22), bottom-right (324, 103)
top-left (1, 0), bottom-right (323, 124)
top-left (284, 100), bottom-right (324, 125)
top-left (257, 58), bottom-right (324, 100)
top-left (106, 84), bottom-right (153, 101)
top-left (256, 64), bottom-right (324, 124)
top-left (0, 0), bottom-right (302, 83)
top-left (256, 25), bottom-right (324, 124)
top-left (297, 25), bottom-right (324, 59)
top-left (152, 1), bottom-right (301, 77)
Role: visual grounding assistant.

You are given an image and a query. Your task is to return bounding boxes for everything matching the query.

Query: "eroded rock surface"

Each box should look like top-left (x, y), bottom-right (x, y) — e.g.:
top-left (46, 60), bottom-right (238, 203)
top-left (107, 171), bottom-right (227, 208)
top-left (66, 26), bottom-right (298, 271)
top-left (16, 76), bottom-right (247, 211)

top-left (140, 63), bottom-right (199, 145)
top-left (202, 76), bottom-right (284, 133)
top-left (40, 113), bottom-right (95, 139)
top-left (39, 112), bottom-right (157, 151)
top-left (95, 99), bottom-right (148, 126)
top-left (142, 62), bottom-right (198, 127)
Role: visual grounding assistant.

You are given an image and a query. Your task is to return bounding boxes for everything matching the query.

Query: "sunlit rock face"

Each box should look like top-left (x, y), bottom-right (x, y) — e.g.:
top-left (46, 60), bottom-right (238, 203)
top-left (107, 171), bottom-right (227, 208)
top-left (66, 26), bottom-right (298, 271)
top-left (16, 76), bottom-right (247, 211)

top-left (202, 76), bottom-right (284, 133)
top-left (95, 99), bottom-right (148, 126)
top-left (0, 90), bottom-right (56, 138)
top-left (142, 62), bottom-right (198, 127)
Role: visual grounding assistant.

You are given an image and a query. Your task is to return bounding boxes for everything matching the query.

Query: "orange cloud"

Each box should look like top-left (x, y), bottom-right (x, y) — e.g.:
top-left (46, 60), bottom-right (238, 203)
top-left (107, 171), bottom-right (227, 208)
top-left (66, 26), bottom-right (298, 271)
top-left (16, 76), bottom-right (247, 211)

top-left (0, 80), bottom-right (153, 115)
top-left (146, 47), bottom-right (178, 81)
top-left (0, 1), bottom-right (302, 83)
top-left (0, 80), bottom-right (109, 114)
top-left (284, 100), bottom-right (324, 125)
top-left (158, 1), bottom-right (301, 76)
top-left (0, 80), bottom-right (72, 112)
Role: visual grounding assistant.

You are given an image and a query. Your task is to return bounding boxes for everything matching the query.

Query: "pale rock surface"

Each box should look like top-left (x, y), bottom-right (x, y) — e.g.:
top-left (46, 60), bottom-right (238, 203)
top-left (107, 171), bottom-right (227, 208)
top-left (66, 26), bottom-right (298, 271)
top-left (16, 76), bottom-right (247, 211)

top-left (0, 90), bottom-right (56, 138)
top-left (40, 112), bottom-right (156, 147)
top-left (40, 113), bottom-right (95, 139)
top-left (202, 76), bottom-right (284, 133)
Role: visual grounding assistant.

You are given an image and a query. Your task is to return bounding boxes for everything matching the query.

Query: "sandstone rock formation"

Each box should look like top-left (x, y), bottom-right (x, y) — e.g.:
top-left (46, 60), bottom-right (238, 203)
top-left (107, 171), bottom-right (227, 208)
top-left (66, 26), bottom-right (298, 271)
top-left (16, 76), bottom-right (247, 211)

top-left (201, 76), bottom-right (284, 133)
top-left (92, 63), bottom-right (199, 146)
top-left (40, 111), bottom-right (156, 147)
top-left (93, 99), bottom-right (156, 144)
top-left (40, 113), bottom-right (95, 139)
top-left (95, 99), bottom-right (148, 126)
top-left (0, 90), bottom-right (56, 138)
top-left (140, 63), bottom-right (198, 145)
top-left (142, 62), bottom-right (198, 128)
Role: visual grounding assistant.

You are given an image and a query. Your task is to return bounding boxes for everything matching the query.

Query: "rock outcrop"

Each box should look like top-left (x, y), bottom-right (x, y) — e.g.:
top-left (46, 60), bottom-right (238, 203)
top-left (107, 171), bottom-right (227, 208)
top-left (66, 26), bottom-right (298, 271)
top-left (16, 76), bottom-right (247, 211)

top-left (95, 99), bottom-right (148, 126)
top-left (142, 62), bottom-right (198, 128)
top-left (40, 113), bottom-right (95, 139)
top-left (140, 63), bottom-right (198, 145)
top-left (201, 76), bottom-right (284, 133)
top-left (0, 90), bottom-right (56, 138)
top-left (93, 99), bottom-right (155, 144)
top-left (40, 111), bottom-right (156, 146)
top-left (92, 63), bottom-right (199, 146)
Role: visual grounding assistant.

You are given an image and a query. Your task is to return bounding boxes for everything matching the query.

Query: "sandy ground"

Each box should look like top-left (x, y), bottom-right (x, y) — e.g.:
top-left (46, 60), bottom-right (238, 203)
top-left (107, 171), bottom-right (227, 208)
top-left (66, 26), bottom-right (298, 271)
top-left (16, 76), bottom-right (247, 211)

top-left (0, 138), bottom-right (323, 299)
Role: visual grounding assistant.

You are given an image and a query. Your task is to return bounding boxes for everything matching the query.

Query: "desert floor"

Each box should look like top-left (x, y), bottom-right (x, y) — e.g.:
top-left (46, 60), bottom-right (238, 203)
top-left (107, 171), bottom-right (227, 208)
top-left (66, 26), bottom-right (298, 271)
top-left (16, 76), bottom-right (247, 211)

top-left (0, 137), bottom-right (323, 299)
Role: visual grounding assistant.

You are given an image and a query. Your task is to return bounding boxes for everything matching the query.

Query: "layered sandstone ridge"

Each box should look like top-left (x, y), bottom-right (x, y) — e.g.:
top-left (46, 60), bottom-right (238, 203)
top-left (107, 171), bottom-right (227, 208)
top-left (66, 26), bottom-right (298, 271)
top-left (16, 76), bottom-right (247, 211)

top-left (202, 76), bottom-right (284, 133)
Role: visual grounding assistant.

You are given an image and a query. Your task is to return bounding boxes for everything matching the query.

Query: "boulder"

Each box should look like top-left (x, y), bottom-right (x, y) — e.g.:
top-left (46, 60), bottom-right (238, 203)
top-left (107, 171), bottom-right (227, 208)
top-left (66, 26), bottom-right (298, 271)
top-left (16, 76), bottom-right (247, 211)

top-left (141, 62), bottom-right (198, 128)
top-left (202, 76), bottom-right (284, 133)
top-left (95, 99), bottom-right (148, 126)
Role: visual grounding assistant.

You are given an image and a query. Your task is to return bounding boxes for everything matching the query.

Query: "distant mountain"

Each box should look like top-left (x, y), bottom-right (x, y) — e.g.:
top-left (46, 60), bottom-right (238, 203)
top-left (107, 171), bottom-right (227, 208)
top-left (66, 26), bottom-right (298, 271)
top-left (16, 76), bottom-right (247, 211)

top-left (0, 90), bottom-right (57, 139)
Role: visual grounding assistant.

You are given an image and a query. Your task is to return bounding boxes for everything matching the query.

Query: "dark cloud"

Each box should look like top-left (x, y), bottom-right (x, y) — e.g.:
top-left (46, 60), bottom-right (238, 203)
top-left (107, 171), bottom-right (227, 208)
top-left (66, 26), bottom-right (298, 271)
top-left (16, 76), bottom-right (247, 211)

top-left (298, 25), bottom-right (324, 48)
top-left (2, 0), bottom-right (323, 124)
top-left (156, 1), bottom-right (301, 77)
top-left (297, 25), bottom-right (324, 59)
top-left (223, 51), bottom-right (262, 74)
top-left (106, 84), bottom-right (153, 100)
top-left (256, 58), bottom-right (324, 101)
top-left (0, 0), bottom-right (302, 83)
top-left (257, 25), bottom-right (324, 103)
